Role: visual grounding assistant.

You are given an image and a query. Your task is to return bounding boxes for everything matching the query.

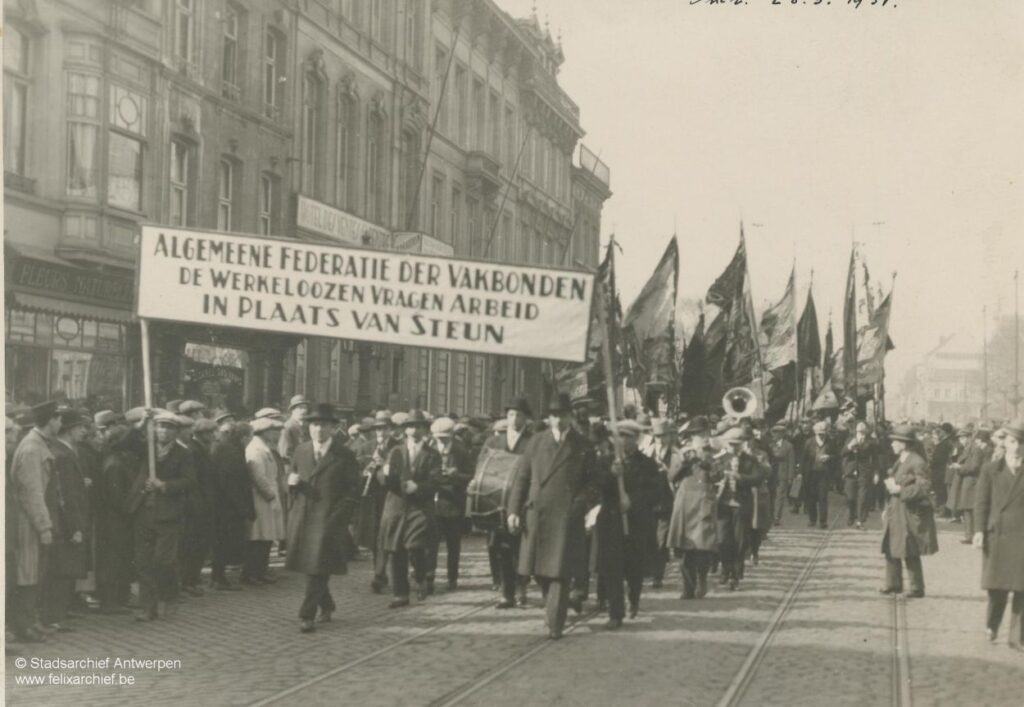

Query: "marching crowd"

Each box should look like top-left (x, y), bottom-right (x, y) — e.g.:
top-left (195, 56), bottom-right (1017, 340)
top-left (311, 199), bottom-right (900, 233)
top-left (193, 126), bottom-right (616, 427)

top-left (5, 393), bottom-right (1023, 650)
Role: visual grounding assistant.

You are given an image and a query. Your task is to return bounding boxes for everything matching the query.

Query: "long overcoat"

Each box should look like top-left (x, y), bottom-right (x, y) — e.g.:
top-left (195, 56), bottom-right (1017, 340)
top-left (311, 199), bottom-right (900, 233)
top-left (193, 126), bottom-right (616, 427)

top-left (246, 435), bottom-right (287, 542)
top-left (95, 430), bottom-right (137, 589)
top-left (591, 449), bottom-right (665, 577)
top-left (649, 443), bottom-right (684, 550)
top-left (974, 457), bottom-right (1024, 591)
top-left (285, 440), bottom-right (361, 576)
top-left (49, 439), bottom-right (90, 579)
top-left (667, 457), bottom-right (720, 552)
top-left (955, 442), bottom-right (986, 512)
top-left (11, 429), bottom-right (56, 585)
top-left (378, 439), bottom-right (443, 552)
top-left (508, 428), bottom-right (599, 580)
top-left (882, 451), bottom-right (939, 559)
top-left (211, 437), bottom-right (255, 563)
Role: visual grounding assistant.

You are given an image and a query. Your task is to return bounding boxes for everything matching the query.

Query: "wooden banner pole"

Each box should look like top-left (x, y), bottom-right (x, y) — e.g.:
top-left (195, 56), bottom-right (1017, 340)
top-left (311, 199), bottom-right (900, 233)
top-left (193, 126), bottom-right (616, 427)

top-left (140, 318), bottom-right (157, 482)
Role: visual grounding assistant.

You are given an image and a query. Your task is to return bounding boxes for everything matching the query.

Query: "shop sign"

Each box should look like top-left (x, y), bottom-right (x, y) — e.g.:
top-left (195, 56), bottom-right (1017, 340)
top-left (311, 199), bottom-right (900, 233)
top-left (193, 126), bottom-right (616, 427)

top-left (296, 195), bottom-right (391, 247)
top-left (8, 256), bottom-right (134, 306)
top-left (137, 226), bottom-right (595, 363)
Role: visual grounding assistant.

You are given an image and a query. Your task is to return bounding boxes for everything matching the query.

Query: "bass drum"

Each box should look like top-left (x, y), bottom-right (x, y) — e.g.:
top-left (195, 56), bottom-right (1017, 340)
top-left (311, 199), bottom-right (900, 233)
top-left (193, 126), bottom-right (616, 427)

top-left (466, 446), bottom-right (520, 531)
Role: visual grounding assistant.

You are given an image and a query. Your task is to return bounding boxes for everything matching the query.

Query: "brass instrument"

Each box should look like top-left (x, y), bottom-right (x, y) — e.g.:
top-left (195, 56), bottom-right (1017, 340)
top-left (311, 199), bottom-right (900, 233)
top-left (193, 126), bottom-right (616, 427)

top-left (716, 458), bottom-right (742, 508)
top-left (723, 387), bottom-right (758, 420)
top-left (362, 445), bottom-right (384, 496)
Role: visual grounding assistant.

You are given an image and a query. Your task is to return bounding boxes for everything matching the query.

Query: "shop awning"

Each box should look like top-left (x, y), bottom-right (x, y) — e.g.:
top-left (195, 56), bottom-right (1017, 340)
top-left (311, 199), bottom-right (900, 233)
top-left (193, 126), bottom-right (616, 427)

top-left (10, 292), bottom-right (134, 324)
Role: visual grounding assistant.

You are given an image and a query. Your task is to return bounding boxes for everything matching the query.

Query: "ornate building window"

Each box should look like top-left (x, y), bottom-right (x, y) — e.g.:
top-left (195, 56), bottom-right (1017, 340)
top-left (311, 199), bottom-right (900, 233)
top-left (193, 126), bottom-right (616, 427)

top-left (3, 26), bottom-right (31, 176)
top-left (263, 30), bottom-right (284, 118)
top-left (174, 0), bottom-right (197, 67)
top-left (366, 98), bottom-right (388, 224)
top-left (66, 72), bottom-right (101, 199)
top-left (221, 4), bottom-right (242, 99)
top-left (335, 92), bottom-right (359, 210)
top-left (302, 66), bottom-right (324, 197)
top-left (217, 159), bottom-right (234, 231)
top-left (258, 172), bottom-right (277, 235)
top-left (169, 140), bottom-right (192, 226)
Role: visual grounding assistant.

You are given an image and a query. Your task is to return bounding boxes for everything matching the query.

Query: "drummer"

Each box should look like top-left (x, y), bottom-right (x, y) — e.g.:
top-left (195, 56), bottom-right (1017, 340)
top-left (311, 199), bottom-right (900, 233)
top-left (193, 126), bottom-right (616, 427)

top-left (482, 398), bottom-right (534, 609)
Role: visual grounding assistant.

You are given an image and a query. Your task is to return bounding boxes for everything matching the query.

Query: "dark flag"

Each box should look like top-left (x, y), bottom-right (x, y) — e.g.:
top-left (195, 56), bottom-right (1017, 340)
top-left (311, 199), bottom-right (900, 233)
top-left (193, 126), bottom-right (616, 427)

top-left (856, 290), bottom-right (894, 387)
top-left (705, 237), bottom-right (746, 309)
top-left (760, 268), bottom-right (797, 372)
top-left (822, 320), bottom-right (834, 384)
top-left (622, 237), bottom-right (679, 390)
top-left (797, 288), bottom-right (821, 370)
top-left (679, 313), bottom-right (708, 415)
top-left (704, 311), bottom-right (728, 409)
top-left (842, 247), bottom-right (858, 397)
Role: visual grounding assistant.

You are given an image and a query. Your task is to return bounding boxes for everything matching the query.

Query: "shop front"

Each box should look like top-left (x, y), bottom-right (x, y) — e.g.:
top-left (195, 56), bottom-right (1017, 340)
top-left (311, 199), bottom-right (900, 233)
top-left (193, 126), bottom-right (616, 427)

top-left (4, 245), bottom-right (136, 410)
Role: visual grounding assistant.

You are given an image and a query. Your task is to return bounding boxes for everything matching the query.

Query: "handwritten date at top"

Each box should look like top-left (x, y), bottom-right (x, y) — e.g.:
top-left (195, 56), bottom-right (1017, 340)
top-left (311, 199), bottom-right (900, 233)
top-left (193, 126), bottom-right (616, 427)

top-left (770, 0), bottom-right (896, 6)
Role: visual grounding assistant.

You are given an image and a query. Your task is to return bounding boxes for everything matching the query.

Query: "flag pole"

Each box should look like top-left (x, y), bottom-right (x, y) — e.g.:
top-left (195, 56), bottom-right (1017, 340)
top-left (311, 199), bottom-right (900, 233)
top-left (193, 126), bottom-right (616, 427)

top-left (599, 237), bottom-right (630, 536)
top-left (140, 319), bottom-right (157, 483)
top-left (740, 224), bottom-right (768, 411)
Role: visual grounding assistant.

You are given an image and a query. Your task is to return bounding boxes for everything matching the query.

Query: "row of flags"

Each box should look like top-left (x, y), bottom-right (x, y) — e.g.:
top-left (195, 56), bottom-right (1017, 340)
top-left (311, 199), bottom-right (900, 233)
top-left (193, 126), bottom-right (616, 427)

top-left (552, 225), bottom-right (895, 423)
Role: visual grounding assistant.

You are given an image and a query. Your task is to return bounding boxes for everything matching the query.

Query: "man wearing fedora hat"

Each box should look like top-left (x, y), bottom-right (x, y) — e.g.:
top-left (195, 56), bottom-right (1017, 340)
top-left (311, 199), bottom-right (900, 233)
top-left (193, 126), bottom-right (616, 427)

top-left (880, 425), bottom-right (938, 598)
top-left (507, 393), bottom-right (600, 639)
top-left (284, 403), bottom-right (362, 632)
top-left (379, 410), bottom-right (444, 608)
top-left (484, 397), bottom-right (535, 609)
top-left (278, 395), bottom-right (310, 466)
top-left (973, 420), bottom-right (1024, 650)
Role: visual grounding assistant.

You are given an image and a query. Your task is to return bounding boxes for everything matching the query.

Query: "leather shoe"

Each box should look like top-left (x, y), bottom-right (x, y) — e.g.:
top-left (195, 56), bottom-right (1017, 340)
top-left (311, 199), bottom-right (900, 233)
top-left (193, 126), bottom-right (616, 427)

top-left (300, 620), bottom-right (316, 633)
top-left (568, 595), bottom-right (583, 615)
top-left (548, 628), bottom-right (563, 640)
top-left (317, 610), bottom-right (333, 623)
top-left (879, 587), bottom-right (902, 595)
top-left (495, 599), bottom-right (515, 609)
top-left (370, 577), bottom-right (387, 594)
top-left (696, 576), bottom-right (708, 599)
top-left (415, 583), bottom-right (429, 601)
top-left (986, 628), bottom-right (997, 643)
top-left (389, 597), bottom-right (410, 609)
top-left (628, 603), bottom-right (638, 619)
top-left (905, 590), bottom-right (925, 598)
top-left (604, 618), bottom-right (623, 630)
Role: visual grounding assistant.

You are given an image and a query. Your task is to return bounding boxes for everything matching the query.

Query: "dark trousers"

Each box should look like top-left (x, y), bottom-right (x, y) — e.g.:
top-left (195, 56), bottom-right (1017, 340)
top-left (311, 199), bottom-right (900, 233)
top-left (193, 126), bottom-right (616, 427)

top-left (12, 584), bottom-right (41, 635)
top-left (390, 547), bottom-right (427, 599)
top-left (884, 555), bottom-right (924, 593)
top-left (987, 590), bottom-right (1024, 646)
top-left (299, 574), bottom-right (336, 621)
top-left (536, 576), bottom-right (570, 636)
top-left (41, 576), bottom-right (74, 625)
top-left (652, 546), bottom-right (670, 583)
top-left (680, 550), bottom-right (713, 598)
top-left (493, 529), bottom-right (524, 602)
top-left (426, 516), bottom-right (463, 584)
top-left (242, 540), bottom-right (272, 580)
top-left (843, 475), bottom-right (870, 524)
top-left (605, 537), bottom-right (644, 620)
top-left (717, 507), bottom-right (748, 581)
top-left (373, 526), bottom-right (389, 583)
top-left (180, 518), bottom-right (212, 587)
top-left (961, 510), bottom-right (975, 541)
top-left (572, 535), bottom-right (591, 600)
top-left (805, 475), bottom-right (830, 525)
top-left (134, 514), bottom-right (182, 611)
top-left (749, 528), bottom-right (764, 560)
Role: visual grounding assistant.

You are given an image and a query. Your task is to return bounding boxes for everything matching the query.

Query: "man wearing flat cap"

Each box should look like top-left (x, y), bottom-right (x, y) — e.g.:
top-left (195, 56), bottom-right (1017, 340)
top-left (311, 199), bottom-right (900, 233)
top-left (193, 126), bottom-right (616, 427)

top-left (126, 413), bottom-right (196, 620)
top-left (800, 420), bottom-right (838, 529)
top-left (379, 410), bottom-right (444, 608)
top-left (179, 417), bottom-right (218, 596)
top-left (244, 417), bottom-right (286, 585)
top-left (507, 393), bottom-right (600, 639)
top-left (285, 403), bottom-right (362, 633)
top-left (427, 417), bottom-right (473, 593)
top-left (9, 402), bottom-right (62, 641)
top-left (880, 425), bottom-right (938, 598)
top-left (279, 395), bottom-right (310, 466)
top-left (361, 410), bottom-right (396, 594)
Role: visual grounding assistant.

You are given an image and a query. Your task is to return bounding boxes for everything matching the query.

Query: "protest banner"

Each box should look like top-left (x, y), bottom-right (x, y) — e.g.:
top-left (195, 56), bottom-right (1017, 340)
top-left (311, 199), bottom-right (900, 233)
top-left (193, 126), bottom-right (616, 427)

top-left (135, 226), bottom-right (595, 363)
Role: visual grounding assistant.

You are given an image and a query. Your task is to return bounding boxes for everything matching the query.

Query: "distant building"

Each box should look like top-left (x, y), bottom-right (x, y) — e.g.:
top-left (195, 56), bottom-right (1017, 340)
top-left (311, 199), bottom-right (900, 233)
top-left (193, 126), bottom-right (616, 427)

top-left (897, 334), bottom-right (985, 423)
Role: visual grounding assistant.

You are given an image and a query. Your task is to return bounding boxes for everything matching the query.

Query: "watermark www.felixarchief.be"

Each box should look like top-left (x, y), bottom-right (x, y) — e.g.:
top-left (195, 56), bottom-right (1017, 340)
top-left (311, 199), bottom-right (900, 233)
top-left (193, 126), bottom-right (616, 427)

top-left (10, 656), bottom-right (182, 687)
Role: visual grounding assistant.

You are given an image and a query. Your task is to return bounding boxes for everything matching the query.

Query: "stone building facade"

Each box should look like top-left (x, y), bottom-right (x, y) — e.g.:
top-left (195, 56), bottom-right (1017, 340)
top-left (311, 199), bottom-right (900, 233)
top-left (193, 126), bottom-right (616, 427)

top-left (4, 0), bottom-right (610, 420)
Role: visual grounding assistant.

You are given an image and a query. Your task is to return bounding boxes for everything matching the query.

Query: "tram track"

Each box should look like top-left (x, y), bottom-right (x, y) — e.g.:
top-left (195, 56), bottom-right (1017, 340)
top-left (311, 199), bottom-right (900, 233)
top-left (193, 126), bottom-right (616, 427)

top-left (890, 593), bottom-right (913, 707)
top-left (716, 514), bottom-right (842, 707)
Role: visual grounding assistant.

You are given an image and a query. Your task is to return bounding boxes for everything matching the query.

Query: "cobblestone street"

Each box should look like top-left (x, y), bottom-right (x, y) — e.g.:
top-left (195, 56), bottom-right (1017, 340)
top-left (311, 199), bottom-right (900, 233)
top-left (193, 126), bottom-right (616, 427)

top-left (5, 499), bottom-right (1022, 707)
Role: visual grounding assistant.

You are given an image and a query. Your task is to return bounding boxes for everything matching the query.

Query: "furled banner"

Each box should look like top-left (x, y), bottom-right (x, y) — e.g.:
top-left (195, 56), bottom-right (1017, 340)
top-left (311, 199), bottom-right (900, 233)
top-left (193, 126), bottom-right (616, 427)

top-left (136, 227), bottom-right (594, 363)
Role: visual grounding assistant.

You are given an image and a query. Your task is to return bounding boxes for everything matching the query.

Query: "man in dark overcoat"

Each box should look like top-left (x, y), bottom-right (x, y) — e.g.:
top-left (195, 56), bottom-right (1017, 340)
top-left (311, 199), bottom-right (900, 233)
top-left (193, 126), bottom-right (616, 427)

top-left (285, 403), bottom-right (362, 633)
top-left (363, 411), bottom-right (396, 594)
top-left (180, 418), bottom-right (217, 596)
top-left (484, 398), bottom-right (533, 609)
top-left (973, 420), bottom-right (1024, 650)
top-left (507, 393), bottom-right (600, 639)
top-left (426, 417), bottom-right (473, 593)
top-left (800, 421), bottom-right (838, 529)
top-left (379, 410), bottom-right (443, 608)
top-left (929, 423), bottom-right (955, 517)
top-left (126, 413), bottom-right (196, 619)
top-left (94, 420), bottom-right (137, 613)
top-left (842, 421), bottom-right (879, 529)
top-left (880, 425), bottom-right (938, 598)
top-left (955, 429), bottom-right (988, 543)
top-left (592, 420), bottom-right (665, 629)
top-left (715, 428), bottom-right (765, 590)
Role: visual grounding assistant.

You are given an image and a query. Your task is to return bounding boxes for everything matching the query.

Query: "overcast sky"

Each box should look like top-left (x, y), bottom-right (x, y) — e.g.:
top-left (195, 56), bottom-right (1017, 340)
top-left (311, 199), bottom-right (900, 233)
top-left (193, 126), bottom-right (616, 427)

top-left (503, 0), bottom-right (1024, 386)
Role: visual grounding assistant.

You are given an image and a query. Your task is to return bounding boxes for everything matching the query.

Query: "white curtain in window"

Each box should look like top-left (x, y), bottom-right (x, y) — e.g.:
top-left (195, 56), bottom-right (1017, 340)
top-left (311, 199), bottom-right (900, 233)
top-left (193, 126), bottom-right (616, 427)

top-left (68, 123), bottom-right (98, 197)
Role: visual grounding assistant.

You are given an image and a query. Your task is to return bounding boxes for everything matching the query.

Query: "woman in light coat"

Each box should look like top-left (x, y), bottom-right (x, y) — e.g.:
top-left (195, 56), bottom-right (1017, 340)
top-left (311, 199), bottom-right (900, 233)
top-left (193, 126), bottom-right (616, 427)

top-left (244, 418), bottom-right (286, 584)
